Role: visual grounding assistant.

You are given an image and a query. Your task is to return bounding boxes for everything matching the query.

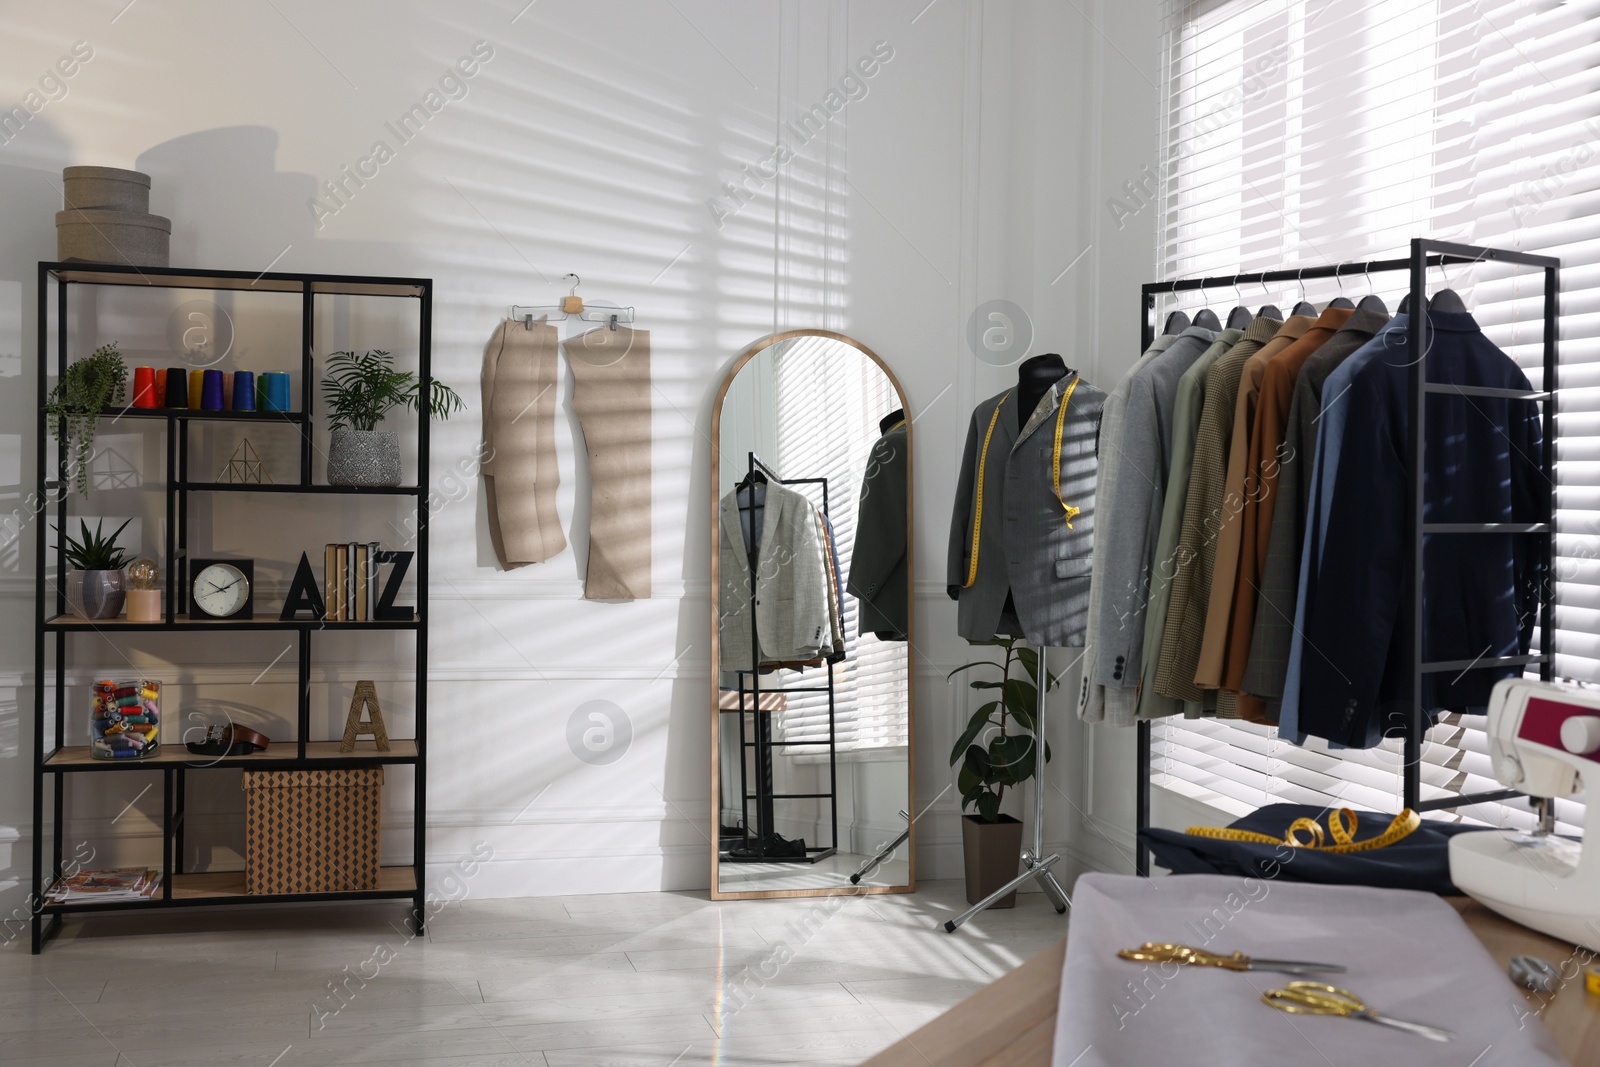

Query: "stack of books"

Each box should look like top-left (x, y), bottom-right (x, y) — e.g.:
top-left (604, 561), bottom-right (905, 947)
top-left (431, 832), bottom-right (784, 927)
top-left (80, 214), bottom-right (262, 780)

top-left (46, 867), bottom-right (162, 903)
top-left (325, 541), bottom-right (381, 622)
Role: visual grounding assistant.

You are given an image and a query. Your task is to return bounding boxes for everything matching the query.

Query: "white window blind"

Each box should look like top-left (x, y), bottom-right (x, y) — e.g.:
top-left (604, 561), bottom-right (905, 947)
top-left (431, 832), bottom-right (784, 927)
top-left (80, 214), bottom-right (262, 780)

top-left (1155, 0), bottom-right (1599, 833)
top-left (767, 336), bottom-right (909, 756)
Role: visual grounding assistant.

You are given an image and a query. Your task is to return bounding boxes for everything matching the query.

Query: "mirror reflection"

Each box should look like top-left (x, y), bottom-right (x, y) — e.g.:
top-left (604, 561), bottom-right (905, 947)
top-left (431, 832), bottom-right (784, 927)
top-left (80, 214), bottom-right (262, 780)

top-left (713, 331), bottom-right (913, 897)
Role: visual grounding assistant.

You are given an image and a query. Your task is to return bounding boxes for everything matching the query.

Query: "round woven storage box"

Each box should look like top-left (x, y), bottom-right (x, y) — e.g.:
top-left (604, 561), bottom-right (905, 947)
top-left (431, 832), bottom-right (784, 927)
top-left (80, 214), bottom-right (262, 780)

top-left (56, 208), bottom-right (170, 267)
top-left (62, 166), bottom-right (151, 212)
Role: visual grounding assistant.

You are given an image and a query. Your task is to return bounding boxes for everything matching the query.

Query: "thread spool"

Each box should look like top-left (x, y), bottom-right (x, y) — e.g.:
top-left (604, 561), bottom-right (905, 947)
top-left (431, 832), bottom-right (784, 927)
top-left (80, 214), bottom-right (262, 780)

top-left (187, 369), bottom-right (204, 410)
top-left (232, 371), bottom-right (256, 411)
top-left (131, 367), bottom-right (157, 407)
top-left (201, 369), bottom-right (224, 411)
top-left (164, 368), bottom-right (189, 408)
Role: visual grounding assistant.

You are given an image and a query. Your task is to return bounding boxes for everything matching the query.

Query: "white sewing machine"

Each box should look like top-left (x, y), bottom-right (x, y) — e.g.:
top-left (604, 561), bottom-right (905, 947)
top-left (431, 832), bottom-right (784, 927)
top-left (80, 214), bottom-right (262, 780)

top-left (1449, 678), bottom-right (1600, 952)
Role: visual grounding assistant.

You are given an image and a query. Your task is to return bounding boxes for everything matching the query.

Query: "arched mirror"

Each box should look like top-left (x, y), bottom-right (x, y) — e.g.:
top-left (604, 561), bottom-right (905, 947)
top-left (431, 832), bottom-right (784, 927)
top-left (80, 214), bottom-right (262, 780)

top-left (711, 330), bottom-right (914, 899)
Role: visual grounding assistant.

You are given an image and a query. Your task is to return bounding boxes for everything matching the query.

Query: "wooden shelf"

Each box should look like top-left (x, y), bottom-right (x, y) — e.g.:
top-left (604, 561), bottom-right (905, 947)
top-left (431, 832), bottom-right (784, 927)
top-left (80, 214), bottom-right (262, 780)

top-left (41, 867), bottom-right (418, 912)
top-left (45, 739), bottom-right (418, 771)
top-left (172, 867), bottom-right (417, 900)
top-left (45, 613), bottom-right (420, 631)
top-left (32, 261), bottom-right (430, 952)
top-left (93, 406), bottom-right (305, 423)
top-left (176, 482), bottom-right (420, 495)
top-left (46, 262), bottom-right (428, 298)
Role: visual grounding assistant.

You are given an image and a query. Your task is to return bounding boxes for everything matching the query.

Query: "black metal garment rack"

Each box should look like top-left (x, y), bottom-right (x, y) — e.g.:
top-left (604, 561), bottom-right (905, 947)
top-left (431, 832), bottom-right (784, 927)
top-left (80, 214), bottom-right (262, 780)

top-left (719, 451), bottom-right (839, 865)
top-left (1133, 238), bottom-right (1559, 876)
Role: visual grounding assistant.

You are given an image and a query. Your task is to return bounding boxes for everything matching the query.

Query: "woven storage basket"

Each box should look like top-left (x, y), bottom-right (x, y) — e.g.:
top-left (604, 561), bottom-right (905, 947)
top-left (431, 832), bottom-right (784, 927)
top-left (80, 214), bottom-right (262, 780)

top-left (56, 208), bottom-right (170, 267)
top-left (242, 768), bottom-right (382, 894)
top-left (62, 166), bottom-right (151, 212)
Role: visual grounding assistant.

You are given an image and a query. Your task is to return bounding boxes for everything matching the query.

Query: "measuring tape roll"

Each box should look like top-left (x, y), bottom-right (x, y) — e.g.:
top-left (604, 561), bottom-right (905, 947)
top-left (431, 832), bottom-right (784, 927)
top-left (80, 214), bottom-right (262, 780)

top-left (1184, 808), bottom-right (1421, 853)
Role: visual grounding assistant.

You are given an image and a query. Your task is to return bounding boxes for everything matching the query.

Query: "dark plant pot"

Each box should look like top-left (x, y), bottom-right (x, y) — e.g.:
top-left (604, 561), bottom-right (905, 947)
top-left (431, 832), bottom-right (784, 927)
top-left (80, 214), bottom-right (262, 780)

top-left (67, 569), bottom-right (126, 619)
top-left (961, 813), bottom-right (1024, 907)
top-left (327, 430), bottom-right (402, 487)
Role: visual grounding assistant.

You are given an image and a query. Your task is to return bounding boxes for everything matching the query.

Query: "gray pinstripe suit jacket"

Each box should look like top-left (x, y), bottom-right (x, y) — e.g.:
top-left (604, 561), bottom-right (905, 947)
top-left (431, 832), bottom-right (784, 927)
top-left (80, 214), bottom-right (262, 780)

top-left (947, 376), bottom-right (1106, 648)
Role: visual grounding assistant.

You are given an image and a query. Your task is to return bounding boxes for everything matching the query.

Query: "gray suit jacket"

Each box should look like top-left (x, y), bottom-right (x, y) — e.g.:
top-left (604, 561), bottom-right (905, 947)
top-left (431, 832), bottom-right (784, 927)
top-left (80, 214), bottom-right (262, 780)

top-left (847, 424), bottom-right (909, 640)
top-left (1091, 328), bottom-right (1219, 721)
top-left (947, 375), bottom-right (1106, 648)
top-left (1078, 333), bottom-right (1179, 724)
top-left (719, 480), bottom-right (833, 673)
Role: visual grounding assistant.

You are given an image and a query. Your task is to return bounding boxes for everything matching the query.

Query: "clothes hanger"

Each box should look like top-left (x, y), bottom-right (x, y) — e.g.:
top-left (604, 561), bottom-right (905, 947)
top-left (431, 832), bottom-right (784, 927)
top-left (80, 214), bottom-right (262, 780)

top-left (1429, 259), bottom-right (1469, 313)
top-left (1192, 307), bottom-right (1222, 331)
top-left (509, 273), bottom-right (638, 331)
top-left (1224, 282), bottom-right (1252, 329)
top-left (1327, 270), bottom-right (1355, 310)
top-left (1161, 309), bottom-right (1191, 335)
top-left (1355, 263), bottom-right (1387, 313)
top-left (1291, 269), bottom-right (1316, 317)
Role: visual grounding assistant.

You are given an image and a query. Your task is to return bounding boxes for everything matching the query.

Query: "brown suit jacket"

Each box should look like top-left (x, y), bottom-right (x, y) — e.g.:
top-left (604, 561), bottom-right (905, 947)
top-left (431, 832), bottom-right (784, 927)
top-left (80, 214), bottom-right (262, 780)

top-left (1221, 307), bottom-right (1352, 719)
top-left (1192, 316), bottom-right (1314, 704)
top-left (1152, 315), bottom-right (1281, 706)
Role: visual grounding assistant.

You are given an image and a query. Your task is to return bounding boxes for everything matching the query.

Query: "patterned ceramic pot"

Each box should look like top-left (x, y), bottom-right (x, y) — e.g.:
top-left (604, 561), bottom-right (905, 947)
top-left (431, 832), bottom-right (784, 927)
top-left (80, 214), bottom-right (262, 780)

top-left (327, 430), bottom-right (402, 487)
top-left (67, 569), bottom-right (126, 619)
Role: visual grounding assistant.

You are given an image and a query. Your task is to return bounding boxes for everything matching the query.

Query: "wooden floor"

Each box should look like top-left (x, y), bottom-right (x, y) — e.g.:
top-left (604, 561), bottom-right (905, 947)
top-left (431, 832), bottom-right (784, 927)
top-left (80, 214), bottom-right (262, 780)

top-left (0, 878), bottom-right (1070, 1066)
top-left (864, 898), bottom-right (1600, 1067)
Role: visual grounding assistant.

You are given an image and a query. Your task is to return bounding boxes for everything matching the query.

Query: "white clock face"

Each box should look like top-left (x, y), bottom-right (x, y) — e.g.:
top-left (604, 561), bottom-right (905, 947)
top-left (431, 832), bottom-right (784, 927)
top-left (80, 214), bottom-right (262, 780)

top-left (193, 563), bottom-right (249, 617)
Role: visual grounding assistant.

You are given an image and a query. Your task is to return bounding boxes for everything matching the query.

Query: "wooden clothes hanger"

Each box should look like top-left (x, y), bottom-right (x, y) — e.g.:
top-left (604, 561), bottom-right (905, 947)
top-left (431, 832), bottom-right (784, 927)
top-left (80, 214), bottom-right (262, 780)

top-left (510, 273), bottom-right (638, 331)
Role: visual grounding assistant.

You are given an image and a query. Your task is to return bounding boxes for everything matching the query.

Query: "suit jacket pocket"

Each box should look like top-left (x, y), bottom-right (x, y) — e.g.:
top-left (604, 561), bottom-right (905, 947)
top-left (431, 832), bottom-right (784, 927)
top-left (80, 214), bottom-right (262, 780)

top-left (1055, 555), bottom-right (1093, 580)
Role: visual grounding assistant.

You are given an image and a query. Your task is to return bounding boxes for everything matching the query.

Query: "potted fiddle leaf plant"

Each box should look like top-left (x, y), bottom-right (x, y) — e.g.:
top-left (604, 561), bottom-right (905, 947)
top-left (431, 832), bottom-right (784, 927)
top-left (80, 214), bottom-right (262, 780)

top-left (45, 342), bottom-right (127, 496)
top-left (59, 517), bottom-right (133, 619)
top-left (321, 349), bottom-right (463, 486)
top-left (948, 636), bottom-right (1056, 907)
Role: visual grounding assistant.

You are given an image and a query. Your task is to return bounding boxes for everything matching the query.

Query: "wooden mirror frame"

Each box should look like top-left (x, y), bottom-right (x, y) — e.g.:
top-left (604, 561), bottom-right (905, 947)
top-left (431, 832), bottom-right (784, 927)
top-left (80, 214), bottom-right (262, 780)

top-left (709, 329), bottom-right (916, 900)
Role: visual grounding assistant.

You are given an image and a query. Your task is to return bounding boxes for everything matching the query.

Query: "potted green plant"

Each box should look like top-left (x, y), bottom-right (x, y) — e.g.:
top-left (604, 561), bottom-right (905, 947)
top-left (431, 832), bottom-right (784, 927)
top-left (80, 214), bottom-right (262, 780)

top-left (59, 517), bottom-right (133, 619)
top-left (45, 342), bottom-right (127, 496)
top-left (947, 636), bottom-right (1056, 907)
top-left (320, 349), bottom-right (463, 486)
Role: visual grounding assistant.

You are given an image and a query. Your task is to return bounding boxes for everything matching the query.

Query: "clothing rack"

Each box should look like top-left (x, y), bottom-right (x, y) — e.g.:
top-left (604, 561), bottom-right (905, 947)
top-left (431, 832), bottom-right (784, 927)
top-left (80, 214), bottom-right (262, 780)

top-left (720, 451), bottom-right (839, 864)
top-left (1133, 238), bottom-right (1559, 876)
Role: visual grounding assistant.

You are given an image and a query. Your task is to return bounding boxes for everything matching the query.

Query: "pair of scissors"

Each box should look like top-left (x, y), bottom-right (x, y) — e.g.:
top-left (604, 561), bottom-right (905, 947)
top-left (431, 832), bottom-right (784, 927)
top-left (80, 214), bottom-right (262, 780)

top-left (1262, 981), bottom-right (1453, 1042)
top-left (1118, 942), bottom-right (1346, 977)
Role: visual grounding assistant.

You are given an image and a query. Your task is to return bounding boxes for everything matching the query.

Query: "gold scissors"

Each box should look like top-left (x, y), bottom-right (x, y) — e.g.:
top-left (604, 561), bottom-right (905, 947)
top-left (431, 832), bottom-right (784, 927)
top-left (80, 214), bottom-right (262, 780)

top-left (1118, 942), bottom-right (1346, 977)
top-left (1262, 981), bottom-right (1453, 1042)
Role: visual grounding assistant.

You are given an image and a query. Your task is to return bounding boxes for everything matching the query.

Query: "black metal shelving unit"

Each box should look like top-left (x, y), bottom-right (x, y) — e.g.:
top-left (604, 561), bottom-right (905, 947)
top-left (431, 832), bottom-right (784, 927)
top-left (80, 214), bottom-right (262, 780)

top-left (719, 451), bottom-right (838, 865)
top-left (1132, 239), bottom-right (1558, 875)
top-left (31, 261), bottom-right (432, 951)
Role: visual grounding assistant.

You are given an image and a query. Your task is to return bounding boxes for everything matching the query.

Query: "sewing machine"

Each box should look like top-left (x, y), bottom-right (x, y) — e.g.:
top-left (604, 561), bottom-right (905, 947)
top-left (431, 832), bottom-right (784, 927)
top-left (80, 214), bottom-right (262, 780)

top-left (1449, 678), bottom-right (1600, 952)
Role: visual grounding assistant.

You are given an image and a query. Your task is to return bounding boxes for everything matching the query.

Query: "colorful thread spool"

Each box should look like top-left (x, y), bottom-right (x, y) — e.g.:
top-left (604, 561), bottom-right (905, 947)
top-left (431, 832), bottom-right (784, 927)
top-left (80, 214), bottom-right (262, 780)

top-left (91, 678), bottom-right (160, 759)
top-left (260, 372), bottom-right (291, 412)
top-left (232, 371), bottom-right (256, 411)
top-left (131, 367), bottom-right (157, 408)
top-left (187, 370), bottom-right (205, 410)
top-left (201, 369), bottom-right (225, 411)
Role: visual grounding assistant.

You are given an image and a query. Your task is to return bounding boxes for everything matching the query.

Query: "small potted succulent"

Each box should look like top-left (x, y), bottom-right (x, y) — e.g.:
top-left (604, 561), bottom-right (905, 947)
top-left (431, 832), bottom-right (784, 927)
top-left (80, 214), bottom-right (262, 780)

top-left (947, 636), bottom-right (1056, 907)
top-left (60, 517), bottom-right (133, 619)
top-left (321, 349), bottom-right (462, 486)
top-left (45, 342), bottom-right (127, 496)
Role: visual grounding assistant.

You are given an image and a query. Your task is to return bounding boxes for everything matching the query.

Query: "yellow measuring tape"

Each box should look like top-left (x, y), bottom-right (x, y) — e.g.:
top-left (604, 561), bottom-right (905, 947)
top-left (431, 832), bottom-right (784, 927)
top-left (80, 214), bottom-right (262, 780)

top-left (1184, 808), bottom-right (1421, 853)
top-left (962, 392), bottom-right (1009, 590)
top-left (1052, 376), bottom-right (1082, 528)
top-left (962, 381), bottom-right (1083, 589)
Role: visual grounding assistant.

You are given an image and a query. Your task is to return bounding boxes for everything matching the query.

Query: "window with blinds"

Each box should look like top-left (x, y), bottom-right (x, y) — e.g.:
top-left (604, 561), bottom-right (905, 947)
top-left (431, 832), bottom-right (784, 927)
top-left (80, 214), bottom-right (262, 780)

top-left (1154, 0), bottom-right (1598, 833)
top-left (768, 336), bottom-right (909, 757)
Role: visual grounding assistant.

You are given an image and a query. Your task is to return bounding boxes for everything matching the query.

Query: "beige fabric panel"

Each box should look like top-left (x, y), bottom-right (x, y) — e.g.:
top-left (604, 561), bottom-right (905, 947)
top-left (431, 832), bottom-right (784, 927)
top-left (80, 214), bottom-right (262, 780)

top-left (482, 318), bottom-right (565, 568)
top-left (566, 326), bottom-right (652, 600)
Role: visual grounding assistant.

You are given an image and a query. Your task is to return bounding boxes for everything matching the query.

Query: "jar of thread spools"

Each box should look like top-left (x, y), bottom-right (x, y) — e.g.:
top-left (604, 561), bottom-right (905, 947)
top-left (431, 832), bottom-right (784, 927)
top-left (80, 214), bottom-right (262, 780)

top-left (91, 678), bottom-right (161, 759)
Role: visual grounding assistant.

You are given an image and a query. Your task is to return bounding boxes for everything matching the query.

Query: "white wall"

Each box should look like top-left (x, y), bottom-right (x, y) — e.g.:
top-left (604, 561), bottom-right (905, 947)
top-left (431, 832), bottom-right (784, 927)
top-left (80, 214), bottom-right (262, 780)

top-left (0, 0), bottom-right (1162, 907)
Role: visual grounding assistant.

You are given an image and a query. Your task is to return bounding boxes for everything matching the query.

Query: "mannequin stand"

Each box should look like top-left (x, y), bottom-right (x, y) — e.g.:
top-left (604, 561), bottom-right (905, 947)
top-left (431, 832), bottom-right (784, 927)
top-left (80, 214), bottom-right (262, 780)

top-left (943, 644), bottom-right (1071, 932)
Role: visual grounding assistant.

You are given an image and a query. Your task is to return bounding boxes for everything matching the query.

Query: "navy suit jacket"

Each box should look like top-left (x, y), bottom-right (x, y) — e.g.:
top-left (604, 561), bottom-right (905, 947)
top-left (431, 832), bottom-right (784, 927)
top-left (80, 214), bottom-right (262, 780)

top-left (1295, 311), bottom-right (1544, 747)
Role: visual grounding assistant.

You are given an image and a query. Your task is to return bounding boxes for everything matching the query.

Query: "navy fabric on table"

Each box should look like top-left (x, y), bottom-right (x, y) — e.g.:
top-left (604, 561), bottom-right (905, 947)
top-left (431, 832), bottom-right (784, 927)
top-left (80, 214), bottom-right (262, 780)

top-left (1139, 803), bottom-right (1485, 895)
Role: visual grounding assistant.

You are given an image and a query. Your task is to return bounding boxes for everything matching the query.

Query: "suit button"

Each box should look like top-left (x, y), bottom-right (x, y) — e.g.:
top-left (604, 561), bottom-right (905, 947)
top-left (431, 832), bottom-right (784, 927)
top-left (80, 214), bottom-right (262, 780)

top-left (1115, 656), bottom-right (1125, 665)
top-left (1112, 669), bottom-right (1123, 680)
